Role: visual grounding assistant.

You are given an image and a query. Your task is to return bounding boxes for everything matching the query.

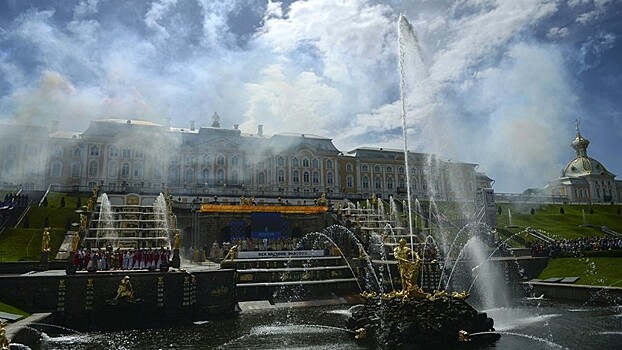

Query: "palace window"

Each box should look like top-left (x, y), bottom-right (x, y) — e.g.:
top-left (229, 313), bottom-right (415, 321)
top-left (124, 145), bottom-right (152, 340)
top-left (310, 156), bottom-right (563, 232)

top-left (89, 145), bottom-right (99, 157)
top-left (312, 171), bottom-right (319, 184)
top-left (53, 146), bottom-right (63, 157)
top-left (346, 175), bottom-right (353, 188)
top-left (71, 162), bottom-right (81, 178)
top-left (303, 171), bottom-right (310, 183)
top-left (202, 169), bottom-right (210, 183)
top-left (51, 161), bottom-right (62, 178)
top-left (374, 165), bottom-right (381, 173)
top-left (292, 157), bottom-right (300, 167)
top-left (346, 163), bottom-right (353, 172)
top-left (362, 176), bottom-right (369, 189)
top-left (312, 159), bottom-right (319, 168)
top-left (108, 162), bottom-right (118, 178)
top-left (203, 154), bottom-right (212, 165)
top-left (387, 177), bottom-right (394, 190)
top-left (134, 163), bottom-right (143, 178)
top-left (73, 147), bottom-right (81, 158)
top-left (293, 170), bottom-right (300, 183)
top-left (185, 168), bottom-right (194, 182)
top-left (361, 164), bottom-right (369, 172)
top-left (121, 163), bottom-right (130, 178)
top-left (109, 146), bottom-right (119, 158)
top-left (278, 169), bottom-right (285, 182)
top-left (278, 157), bottom-right (285, 167)
top-left (217, 155), bottom-right (225, 166)
top-left (88, 160), bottom-right (98, 177)
top-left (326, 160), bottom-right (333, 169)
top-left (327, 172), bottom-right (334, 184)
top-left (122, 148), bottom-right (131, 158)
top-left (303, 158), bottom-right (310, 167)
top-left (375, 176), bottom-right (382, 190)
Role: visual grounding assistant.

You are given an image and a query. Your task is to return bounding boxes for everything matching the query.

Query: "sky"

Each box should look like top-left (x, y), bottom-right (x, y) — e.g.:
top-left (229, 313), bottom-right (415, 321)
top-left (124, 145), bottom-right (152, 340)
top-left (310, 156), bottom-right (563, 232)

top-left (0, 0), bottom-right (620, 193)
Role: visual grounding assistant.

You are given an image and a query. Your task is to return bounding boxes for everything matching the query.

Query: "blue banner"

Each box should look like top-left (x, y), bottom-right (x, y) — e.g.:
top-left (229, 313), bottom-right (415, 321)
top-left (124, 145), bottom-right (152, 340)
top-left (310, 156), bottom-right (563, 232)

top-left (251, 212), bottom-right (282, 239)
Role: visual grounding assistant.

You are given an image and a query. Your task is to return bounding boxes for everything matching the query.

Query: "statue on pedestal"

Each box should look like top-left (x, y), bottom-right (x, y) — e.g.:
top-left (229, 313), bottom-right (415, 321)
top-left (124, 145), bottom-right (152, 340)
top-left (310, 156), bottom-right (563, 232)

top-left (41, 227), bottom-right (51, 252)
top-left (393, 238), bottom-right (424, 295)
top-left (114, 276), bottom-right (135, 301)
top-left (174, 231), bottom-right (181, 250)
top-left (71, 232), bottom-right (81, 252)
top-left (0, 322), bottom-right (9, 350)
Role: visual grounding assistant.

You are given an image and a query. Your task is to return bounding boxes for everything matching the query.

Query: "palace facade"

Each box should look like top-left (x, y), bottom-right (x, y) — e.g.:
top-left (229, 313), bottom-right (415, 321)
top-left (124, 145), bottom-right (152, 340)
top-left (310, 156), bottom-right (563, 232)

top-left (546, 123), bottom-right (622, 203)
top-left (0, 113), bottom-right (493, 202)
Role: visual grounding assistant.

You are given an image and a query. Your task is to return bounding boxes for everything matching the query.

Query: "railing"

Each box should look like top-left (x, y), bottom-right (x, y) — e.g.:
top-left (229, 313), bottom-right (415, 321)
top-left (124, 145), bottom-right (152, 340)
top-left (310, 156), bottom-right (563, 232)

top-left (495, 193), bottom-right (567, 204)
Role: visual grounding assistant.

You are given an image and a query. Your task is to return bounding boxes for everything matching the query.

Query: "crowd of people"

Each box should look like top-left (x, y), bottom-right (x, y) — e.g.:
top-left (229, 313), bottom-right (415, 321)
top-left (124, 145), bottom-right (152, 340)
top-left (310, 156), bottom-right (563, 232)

top-left (71, 247), bottom-right (172, 271)
top-left (531, 236), bottom-right (622, 257)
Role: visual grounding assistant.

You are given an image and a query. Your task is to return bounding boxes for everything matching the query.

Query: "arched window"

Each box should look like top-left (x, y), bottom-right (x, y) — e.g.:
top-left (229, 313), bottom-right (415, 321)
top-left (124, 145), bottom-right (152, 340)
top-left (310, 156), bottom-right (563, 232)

top-left (88, 160), bottom-right (98, 177)
top-left (121, 163), bottom-right (130, 178)
top-left (327, 172), bottom-right (334, 184)
top-left (232, 169), bottom-right (239, 184)
top-left (327, 160), bottom-right (333, 169)
top-left (346, 175), bottom-right (353, 188)
top-left (202, 169), bottom-right (210, 183)
top-left (362, 176), bottom-right (369, 189)
top-left (399, 177), bottom-right (405, 188)
top-left (361, 164), bottom-right (369, 172)
top-left (387, 177), bottom-right (394, 190)
top-left (73, 147), bottom-right (81, 157)
top-left (217, 155), bottom-right (225, 166)
top-left (169, 167), bottom-right (179, 181)
top-left (231, 156), bottom-right (239, 166)
top-left (386, 166), bottom-right (393, 173)
top-left (312, 159), bottom-right (319, 168)
top-left (278, 157), bottom-right (285, 167)
top-left (303, 158), bottom-right (310, 167)
top-left (374, 165), bottom-right (381, 173)
top-left (375, 176), bottom-right (382, 190)
top-left (258, 172), bottom-right (265, 185)
top-left (217, 169), bottom-right (225, 183)
top-left (185, 168), bottom-right (194, 182)
top-left (51, 161), bottom-right (62, 178)
top-left (134, 163), bottom-right (143, 178)
top-left (108, 161), bottom-right (118, 178)
top-left (122, 148), bottom-right (131, 158)
top-left (292, 157), bottom-right (299, 167)
top-left (303, 171), bottom-right (310, 183)
top-left (346, 163), bottom-right (353, 172)
top-left (293, 170), bottom-right (300, 183)
top-left (312, 171), bottom-right (319, 184)
top-left (398, 166), bottom-right (404, 174)
top-left (71, 162), bottom-right (81, 178)
top-left (278, 169), bottom-right (285, 182)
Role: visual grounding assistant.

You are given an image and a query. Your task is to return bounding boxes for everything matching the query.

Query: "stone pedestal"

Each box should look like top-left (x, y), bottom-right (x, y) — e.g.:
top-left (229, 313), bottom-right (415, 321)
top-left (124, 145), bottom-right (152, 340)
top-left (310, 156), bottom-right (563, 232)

top-left (172, 249), bottom-right (181, 268)
top-left (40, 251), bottom-right (49, 271)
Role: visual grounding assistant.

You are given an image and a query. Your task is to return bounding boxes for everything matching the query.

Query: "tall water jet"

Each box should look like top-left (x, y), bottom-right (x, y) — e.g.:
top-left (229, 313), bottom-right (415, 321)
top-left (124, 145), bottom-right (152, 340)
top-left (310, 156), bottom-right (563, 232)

top-left (507, 208), bottom-right (518, 228)
top-left (153, 193), bottom-right (171, 248)
top-left (97, 193), bottom-right (115, 247)
top-left (398, 13), bottom-right (424, 255)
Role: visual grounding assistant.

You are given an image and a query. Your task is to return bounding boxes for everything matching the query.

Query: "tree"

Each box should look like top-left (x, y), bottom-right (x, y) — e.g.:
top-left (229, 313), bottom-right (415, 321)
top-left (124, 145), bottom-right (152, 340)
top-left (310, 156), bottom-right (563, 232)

top-left (590, 207), bottom-right (594, 215)
top-left (530, 208), bottom-right (535, 215)
top-left (76, 197), bottom-right (82, 209)
top-left (43, 216), bottom-right (49, 228)
top-left (618, 208), bottom-right (621, 215)
top-left (60, 196), bottom-right (66, 207)
top-left (497, 206), bottom-right (502, 215)
top-left (560, 207), bottom-right (565, 214)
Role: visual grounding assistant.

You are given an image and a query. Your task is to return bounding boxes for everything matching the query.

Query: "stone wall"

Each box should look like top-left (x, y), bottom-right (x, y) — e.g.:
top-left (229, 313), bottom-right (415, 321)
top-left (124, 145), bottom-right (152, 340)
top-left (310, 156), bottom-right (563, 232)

top-left (0, 269), bottom-right (237, 329)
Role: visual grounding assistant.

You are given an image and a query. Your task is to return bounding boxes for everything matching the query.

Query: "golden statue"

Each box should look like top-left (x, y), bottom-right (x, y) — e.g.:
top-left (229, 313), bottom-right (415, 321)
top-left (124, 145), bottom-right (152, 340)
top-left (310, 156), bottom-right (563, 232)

top-left (87, 197), bottom-right (94, 212)
top-left (92, 185), bottom-right (99, 199)
top-left (458, 330), bottom-right (471, 342)
top-left (41, 227), bottom-right (51, 252)
top-left (114, 276), bottom-right (135, 301)
top-left (240, 195), bottom-right (247, 205)
top-left (79, 213), bottom-right (88, 232)
top-left (317, 192), bottom-right (327, 206)
top-left (393, 238), bottom-right (422, 294)
top-left (0, 321), bottom-right (9, 350)
top-left (71, 232), bottom-right (81, 252)
top-left (223, 245), bottom-right (238, 261)
top-left (173, 231), bottom-right (181, 250)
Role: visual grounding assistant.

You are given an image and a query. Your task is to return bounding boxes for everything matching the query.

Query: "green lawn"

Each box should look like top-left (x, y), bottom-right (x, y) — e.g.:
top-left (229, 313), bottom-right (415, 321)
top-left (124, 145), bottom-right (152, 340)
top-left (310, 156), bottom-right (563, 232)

top-left (496, 203), bottom-right (622, 240)
top-left (538, 257), bottom-right (622, 287)
top-left (0, 301), bottom-right (29, 318)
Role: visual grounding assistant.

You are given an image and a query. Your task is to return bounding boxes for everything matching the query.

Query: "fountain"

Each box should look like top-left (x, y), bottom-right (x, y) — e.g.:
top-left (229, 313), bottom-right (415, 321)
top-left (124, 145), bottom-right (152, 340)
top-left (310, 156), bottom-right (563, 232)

top-left (506, 208), bottom-right (519, 228)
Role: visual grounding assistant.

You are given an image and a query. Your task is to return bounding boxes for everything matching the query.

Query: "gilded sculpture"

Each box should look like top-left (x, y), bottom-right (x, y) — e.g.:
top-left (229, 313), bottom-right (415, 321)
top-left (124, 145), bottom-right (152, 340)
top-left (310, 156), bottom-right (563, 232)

top-left (41, 227), bottom-right (51, 252)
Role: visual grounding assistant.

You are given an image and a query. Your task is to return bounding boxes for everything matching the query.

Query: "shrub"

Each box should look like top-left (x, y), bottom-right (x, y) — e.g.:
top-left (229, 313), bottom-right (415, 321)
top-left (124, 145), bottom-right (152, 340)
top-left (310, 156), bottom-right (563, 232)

top-left (560, 207), bottom-right (565, 214)
top-left (530, 208), bottom-right (535, 215)
top-left (60, 196), bottom-right (65, 207)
